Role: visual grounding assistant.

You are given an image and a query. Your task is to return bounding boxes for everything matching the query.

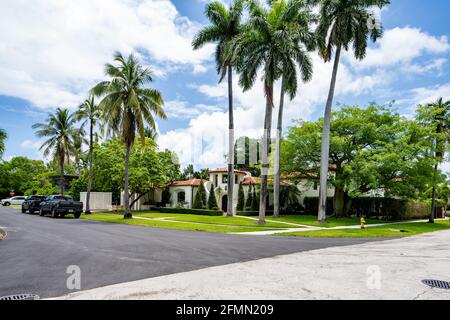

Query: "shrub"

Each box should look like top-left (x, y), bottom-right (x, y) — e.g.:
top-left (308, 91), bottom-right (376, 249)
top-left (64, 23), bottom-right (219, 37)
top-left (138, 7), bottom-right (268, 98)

top-left (245, 185), bottom-right (253, 211)
top-left (349, 197), bottom-right (431, 221)
top-left (237, 183), bottom-right (245, 211)
top-left (303, 197), bottom-right (334, 215)
top-left (193, 183), bottom-right (207, 209)
top-left (159, 207), bottom-right (223, 216)
top-left (207, 184), bottom-right (219, 210)
top-left (251, 188), bottom-right (259, 211)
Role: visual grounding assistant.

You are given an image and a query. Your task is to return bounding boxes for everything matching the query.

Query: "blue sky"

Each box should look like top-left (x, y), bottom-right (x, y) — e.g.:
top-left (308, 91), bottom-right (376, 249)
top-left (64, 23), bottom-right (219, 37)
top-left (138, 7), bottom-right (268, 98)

top-left (0, 0), bottom-right (449, 171)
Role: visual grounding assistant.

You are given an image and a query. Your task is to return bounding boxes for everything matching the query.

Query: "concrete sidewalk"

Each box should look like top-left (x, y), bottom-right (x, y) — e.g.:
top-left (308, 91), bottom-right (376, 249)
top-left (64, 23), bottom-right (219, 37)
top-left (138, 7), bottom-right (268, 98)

top-left (53, 230), bottom-right (450, 300)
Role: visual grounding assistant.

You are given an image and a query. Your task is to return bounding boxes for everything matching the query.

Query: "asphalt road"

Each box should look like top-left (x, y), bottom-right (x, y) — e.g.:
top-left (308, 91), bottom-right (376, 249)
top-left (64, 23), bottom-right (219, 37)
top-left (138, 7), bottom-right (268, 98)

top-left (0, 206), bottom-right (379, 299)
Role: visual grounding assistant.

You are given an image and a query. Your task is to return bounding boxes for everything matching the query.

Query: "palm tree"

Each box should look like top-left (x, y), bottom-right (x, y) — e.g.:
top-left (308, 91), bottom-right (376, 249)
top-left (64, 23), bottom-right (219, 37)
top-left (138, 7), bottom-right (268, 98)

top-left (72, 131), bottom-right (86, 177)
top-left (193, 0), bottom-right (245, 217)
top-left (0, 128), bottom-right (7, 159)
top-left (92, 53), bottom-right (166, 219)
top-left (417, 97), bottom-right (450, 223)
top-left (272, 0), bottom-right (315, 218)
top-left (144, 126), bottom-right (158, 140)
top-left (311, 0), bottom-right (389, 223)
top-left (76, 96), bottom-right (100, 214)
top-left (33, 108), bottom-right (78, 195)
top-left (232, 0), bottom-right (310, 224)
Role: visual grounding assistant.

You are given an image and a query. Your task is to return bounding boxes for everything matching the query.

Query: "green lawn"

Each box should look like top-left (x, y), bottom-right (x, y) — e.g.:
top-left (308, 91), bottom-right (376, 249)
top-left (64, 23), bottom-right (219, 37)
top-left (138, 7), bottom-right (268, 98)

top-left (280, 220), bottom-right (450, 238)
top-left (267, 215), bottom-right (385, 228)
top-left (81, 213), bottom-right (285, 233)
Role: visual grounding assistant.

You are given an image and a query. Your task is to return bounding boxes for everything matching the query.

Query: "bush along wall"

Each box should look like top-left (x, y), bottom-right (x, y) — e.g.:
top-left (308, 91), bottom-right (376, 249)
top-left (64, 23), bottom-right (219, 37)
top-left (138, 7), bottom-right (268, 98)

top-left (303, 197), bottom-right (334, 216)
top-left (349, 197), bottom-right (430, 221)
top-left (159, 207), bottom-right (223, 216)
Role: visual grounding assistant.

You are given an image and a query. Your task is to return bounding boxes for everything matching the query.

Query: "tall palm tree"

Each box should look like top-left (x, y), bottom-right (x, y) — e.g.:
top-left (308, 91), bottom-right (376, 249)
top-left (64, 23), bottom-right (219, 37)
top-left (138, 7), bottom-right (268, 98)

top-left (76, 95), bottom-right (100, 214)
top-left (72, 131), bottom-right (86, 177)
top-left (232, 0), bottom-right (309, 223)
top-left (144, 126), bottom-right (158, 140)
top-left (272, 0), bottom-right (315, 218)
top-left (192, 0), bottom-right (245, 217)
top-left (92, 53), bottom-right (166, 219)
top-left (33, 108), bottom-right (78, 195)
top-left (417, 97), bottom-right (450, 223)
top-left (311, 0), bottom-right (389, 222)
top-left (0, 128), bottom-right (7, 159)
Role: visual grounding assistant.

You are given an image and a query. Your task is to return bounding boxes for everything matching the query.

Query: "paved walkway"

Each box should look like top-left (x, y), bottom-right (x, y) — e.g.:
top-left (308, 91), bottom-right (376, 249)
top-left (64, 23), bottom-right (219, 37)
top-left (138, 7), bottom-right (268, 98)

top-left (53, 229), bottom-right (450, 300)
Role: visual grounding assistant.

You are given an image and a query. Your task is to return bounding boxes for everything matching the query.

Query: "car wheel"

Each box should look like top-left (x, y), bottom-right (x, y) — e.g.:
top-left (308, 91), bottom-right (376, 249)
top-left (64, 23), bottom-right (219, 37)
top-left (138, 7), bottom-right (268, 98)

top-left (39, 208), bottom-right (45, 216)
top-left (21, 207), bottom-right (26, 213)
top-left (51, 207), bottom-right (59, 218)
top-left (74, 212), bottom-right (81, 219)
top-left (4, 202), bottom-right (10, 207)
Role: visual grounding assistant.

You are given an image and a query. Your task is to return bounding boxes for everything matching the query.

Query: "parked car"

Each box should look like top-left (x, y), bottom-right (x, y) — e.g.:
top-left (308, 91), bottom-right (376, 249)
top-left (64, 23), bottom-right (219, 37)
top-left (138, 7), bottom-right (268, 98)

top-left (21, 196), bottom-right (47, 214)
top-left (1, 196), bottom-right (27, 206)
top-left (39, 195), bottom-right (83, 219)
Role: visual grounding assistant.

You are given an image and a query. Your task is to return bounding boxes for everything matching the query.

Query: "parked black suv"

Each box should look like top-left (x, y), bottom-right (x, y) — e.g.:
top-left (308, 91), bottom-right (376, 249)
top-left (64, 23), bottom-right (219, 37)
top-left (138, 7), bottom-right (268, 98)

top-left (39, 195), bottom-right (83, 219)
top-left (21, 196), bottom-right (47, 214)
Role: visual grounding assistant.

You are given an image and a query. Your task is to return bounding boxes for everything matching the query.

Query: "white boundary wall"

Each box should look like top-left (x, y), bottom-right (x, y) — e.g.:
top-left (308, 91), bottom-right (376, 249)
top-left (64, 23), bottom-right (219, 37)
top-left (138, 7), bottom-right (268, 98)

top-left (80, 192), bottom-right (112, 211)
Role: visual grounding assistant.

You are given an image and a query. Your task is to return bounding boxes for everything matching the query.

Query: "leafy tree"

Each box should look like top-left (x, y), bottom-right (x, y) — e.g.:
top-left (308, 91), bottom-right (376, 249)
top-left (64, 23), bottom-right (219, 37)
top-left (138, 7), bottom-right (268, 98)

top-left (181, 164), bottom-right (195, 180)
top-left (194, 169), bottom-right (210, 180)
top-left (237, 182), bottom-right (245, 211)
top-left (144, 127), bottom-right (158, 140)
top-left (282, 103), bottom-right (436, 217)
top-left (92, 53), bottom-right (166, 219)
top-left (310, 0), bottom-right (390, 222)
top-left (193, 0), bottom-right (245, 217)
top-left (233, 0), bottom-right (306, 223)
top-left (208, 184), bottom-right (219, 210)
top-left (0, 128), bottom-right (7, 159)
top-left (416, 97), bottom-right (450, 222)
top-left (32, 108), bottom-right (78, 195)
top-left (0, 157), bottom-right (58, 197)
top-left (76, 95), bottom-right (100, 214)
top-left (245, 184), bottom-right (253, 210)
top-left (273, 0), bottom-right (316, 218)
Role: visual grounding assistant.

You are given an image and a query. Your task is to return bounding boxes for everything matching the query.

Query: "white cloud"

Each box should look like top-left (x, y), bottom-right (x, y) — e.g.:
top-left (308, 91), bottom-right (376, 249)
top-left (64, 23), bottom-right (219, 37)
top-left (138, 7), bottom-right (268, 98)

top-left (20, 140), bottom-right (42, 150)
top-left (349, 27), bottom-right (450, 69)
top-left (165, 100), bottom-right (223, 119)
top-left (0, 0), bottom-right (214, 109)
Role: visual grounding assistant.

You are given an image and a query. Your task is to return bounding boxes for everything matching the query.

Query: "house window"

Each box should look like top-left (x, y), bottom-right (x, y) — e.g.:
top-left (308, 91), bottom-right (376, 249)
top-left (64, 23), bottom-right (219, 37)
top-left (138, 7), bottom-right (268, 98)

top-left (177, 191), bottom-right (186, 203)
top-left (313, 181), bottom-right (318, 191)
top-left (235, 175), bottom-right (239, 184)
top-left (222, 175), bottom-right (228, 184)
top-left (214, 175), bottom-right (218, 187)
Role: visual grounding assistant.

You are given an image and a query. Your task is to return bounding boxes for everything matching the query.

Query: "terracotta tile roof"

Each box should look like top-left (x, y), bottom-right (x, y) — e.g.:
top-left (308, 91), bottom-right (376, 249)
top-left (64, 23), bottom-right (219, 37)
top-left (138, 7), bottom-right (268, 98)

top-left (209, 167), bottom-right (248, 175)
top-left (170, 179), bottom-right (207, 187)
top-left (242, 176), bottom-right (290, 187)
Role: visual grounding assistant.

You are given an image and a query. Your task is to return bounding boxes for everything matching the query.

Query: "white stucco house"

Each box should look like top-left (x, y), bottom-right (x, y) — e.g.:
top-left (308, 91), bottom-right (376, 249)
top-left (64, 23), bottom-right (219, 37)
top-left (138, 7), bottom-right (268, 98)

top-left (117, 167), bottom-right (339, 214)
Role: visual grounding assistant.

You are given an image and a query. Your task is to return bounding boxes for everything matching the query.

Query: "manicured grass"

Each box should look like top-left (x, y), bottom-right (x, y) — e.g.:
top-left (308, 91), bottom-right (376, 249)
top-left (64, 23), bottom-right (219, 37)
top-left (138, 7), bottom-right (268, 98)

top-left (81, 213), bottom-right (284, 233)
top-left (269, 215), bottom-right (387, 228)
top-left (105, 211), bottom-right (295, 229)
top-left (280, 220), bottom-right (450, 238)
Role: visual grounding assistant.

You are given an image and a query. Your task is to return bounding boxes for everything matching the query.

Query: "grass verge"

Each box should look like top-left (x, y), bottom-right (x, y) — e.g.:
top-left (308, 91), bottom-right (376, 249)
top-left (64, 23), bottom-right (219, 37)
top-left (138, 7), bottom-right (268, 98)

top-left (280, 220), bottom-right (450, 238)
top-left (269, 215), bottom-right (391, 228)
top-left (81, 213), bottom-right (285, 233)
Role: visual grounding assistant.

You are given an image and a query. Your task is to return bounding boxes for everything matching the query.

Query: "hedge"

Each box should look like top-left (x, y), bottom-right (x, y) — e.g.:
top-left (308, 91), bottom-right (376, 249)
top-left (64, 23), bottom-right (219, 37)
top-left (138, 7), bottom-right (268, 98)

top-left (303, 197), bottom-right (334, 215)
top-left (159, 207), bottom-right (223, 216)
top-left (349, 197), bottom-right (431, 221)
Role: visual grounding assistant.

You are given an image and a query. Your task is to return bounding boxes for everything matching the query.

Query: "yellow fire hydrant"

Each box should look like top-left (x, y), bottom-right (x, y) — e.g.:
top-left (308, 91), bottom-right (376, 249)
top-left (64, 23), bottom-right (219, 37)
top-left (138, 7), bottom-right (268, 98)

top-left (360, 217), bottom-right (366, 229)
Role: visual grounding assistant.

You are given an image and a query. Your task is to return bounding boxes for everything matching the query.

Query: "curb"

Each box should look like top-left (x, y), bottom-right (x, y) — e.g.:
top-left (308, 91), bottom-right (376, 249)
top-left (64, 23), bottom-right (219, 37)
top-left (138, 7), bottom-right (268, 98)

top-left (0, 227), bottom-right (7, 240)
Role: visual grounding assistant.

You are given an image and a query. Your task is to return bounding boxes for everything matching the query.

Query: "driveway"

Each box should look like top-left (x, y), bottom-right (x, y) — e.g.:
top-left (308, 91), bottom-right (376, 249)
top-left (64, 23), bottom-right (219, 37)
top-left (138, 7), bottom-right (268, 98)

top-left (0, 206), bottom-right (379, 299)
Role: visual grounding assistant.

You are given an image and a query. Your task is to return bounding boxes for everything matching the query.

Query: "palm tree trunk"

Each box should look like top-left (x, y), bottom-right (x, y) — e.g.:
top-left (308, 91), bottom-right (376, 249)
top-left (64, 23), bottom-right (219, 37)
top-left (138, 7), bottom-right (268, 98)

top-left (124, 143), bottom-right (132, 219)
top-left (59, 154), bottom-right (65, 196)
top-left (259, 82), bottom-right (274, 225)
top-left (85, 120), bottom-right (94, 215)
top-left (273, 76), bottom-right (285, 218)
top-left (227, 66), bottom-right (235, 217)
top-left (318, 45), bottom-right (342, 223)
top-left (429, 162), bottom-right (438, 223)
